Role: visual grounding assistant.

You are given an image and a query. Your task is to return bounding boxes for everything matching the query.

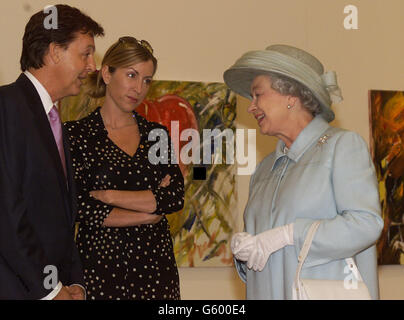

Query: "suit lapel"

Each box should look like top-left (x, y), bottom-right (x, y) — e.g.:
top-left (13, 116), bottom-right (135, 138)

top-left (63, 126), bottom-right (77, 224)
top-left (16, 74), bottom-right (73, 224)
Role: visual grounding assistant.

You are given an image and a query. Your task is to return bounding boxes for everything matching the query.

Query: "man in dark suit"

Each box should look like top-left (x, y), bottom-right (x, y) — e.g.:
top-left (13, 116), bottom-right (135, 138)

top-left (0, 4), bottom-right (104, 299)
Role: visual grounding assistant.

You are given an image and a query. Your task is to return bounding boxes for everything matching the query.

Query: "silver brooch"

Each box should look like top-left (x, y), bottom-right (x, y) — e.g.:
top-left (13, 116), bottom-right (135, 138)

top-left (317, 134), bottom-right (331, 146)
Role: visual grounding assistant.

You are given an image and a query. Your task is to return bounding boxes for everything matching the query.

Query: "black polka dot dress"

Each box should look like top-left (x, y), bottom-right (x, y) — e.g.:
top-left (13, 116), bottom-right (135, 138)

top-left (64, 107), bottom-right (184, 300)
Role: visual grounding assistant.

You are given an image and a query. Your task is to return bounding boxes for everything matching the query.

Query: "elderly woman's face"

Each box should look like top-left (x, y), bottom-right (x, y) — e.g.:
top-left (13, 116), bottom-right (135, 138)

top-left (248, 75), bottom-right (290, 137)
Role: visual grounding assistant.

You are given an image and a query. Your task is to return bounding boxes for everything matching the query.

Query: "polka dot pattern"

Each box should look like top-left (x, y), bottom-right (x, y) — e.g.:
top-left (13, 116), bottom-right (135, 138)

top-left (64, 107), bottom-right (184, 300)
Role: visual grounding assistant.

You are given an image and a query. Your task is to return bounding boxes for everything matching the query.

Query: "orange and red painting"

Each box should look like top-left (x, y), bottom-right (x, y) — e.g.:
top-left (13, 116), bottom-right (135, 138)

top-left (369, 90), bottom-right (404, 264)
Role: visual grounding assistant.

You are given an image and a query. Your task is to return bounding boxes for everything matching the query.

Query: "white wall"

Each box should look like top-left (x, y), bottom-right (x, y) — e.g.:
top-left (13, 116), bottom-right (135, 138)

top-left (1, 0), bottom-right (404, 299)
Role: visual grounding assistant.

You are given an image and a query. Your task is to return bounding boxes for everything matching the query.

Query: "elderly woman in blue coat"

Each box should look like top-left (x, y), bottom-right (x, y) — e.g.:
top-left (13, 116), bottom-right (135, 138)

top-left (224, 45), bottom-right (383, 300)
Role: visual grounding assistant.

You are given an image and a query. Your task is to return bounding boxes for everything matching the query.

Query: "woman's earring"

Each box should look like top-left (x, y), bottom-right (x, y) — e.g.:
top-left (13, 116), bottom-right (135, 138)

top-left (287, 105), bottom-right (293, 109)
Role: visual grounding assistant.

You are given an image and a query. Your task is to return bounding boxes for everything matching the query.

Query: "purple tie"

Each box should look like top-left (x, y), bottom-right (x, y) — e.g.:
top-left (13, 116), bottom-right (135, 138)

top-left (49, 105), bottom-right (67, 178)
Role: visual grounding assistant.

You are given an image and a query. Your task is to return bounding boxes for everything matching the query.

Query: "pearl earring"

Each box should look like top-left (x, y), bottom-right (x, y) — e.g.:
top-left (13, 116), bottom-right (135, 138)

top-left (287, 105), bottom-right (293, 109)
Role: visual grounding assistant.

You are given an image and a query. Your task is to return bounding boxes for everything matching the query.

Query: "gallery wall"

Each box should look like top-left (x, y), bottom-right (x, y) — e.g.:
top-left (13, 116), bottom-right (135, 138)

top-left (1, 0), bottom-right (404, 299)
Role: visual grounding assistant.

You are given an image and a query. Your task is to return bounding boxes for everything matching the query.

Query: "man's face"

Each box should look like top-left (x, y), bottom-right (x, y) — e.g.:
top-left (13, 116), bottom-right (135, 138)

top-left (54, 32), bottom-right (96, 99)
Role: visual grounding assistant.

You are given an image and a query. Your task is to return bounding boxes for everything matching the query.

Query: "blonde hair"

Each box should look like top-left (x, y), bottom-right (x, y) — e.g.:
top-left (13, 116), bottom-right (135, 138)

top-left (85, 36), bottom-right (157, 98)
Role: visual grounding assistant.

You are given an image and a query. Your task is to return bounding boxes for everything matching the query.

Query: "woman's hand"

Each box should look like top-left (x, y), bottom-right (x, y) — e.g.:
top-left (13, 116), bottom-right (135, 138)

top-left (137, 212), bottom-right (163, 225)
top-left (102, 209), bottom-right (164, 227)
top-left (159, 174), bottom-right (171, 187)
top-left (231, 232), bottom-right (255, 261)
top-left (90, 174), bottom-right (170, 205)
top-left (91, 174), bottom-right (171, 210)
top-left (90, 190), bottom-right (114, 204)
top-left (235, 223), bottom-right (293, 271)
top-left (231, 224), bottom-right (294, 271)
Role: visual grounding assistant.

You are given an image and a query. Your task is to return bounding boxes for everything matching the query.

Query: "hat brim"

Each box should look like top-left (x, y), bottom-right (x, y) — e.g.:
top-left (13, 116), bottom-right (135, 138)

top-left (223, 67), bottom-right (335, 122)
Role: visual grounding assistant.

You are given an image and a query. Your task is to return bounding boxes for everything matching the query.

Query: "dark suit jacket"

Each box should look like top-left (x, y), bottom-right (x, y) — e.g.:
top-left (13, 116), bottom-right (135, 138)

top-left (0, 73), bottom-right (84, 299)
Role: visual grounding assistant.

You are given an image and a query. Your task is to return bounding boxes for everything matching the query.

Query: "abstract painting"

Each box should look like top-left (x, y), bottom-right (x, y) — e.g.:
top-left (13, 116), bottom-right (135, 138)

top-left (61, 80), bottom-right (237, 267)
top-left (369, 90), bottom-right (404, 265)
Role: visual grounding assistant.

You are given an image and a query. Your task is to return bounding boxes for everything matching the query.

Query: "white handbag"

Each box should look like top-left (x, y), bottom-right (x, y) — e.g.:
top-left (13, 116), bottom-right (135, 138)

top-left (292, 221), bottom-right (372, 300)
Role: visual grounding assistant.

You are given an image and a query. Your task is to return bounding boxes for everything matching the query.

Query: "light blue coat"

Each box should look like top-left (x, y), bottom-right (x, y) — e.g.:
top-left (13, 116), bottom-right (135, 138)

top-left (235, 116), bottom-right (383, 300)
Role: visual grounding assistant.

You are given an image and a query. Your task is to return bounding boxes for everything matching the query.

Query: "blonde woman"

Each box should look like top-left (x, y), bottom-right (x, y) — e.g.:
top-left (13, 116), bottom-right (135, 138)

top-left (65, 37), bottom-right (184, 300)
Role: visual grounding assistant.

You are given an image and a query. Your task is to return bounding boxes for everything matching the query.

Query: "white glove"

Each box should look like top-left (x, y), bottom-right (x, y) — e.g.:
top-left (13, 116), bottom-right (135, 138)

top-left (231, 232), bottom-right (254, 261)
top-left (235, 224), bottom-right (294, 272)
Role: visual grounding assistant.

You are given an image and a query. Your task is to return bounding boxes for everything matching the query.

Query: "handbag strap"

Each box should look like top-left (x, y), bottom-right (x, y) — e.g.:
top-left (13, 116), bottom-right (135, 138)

top-left (294, 221), bottom-right (363, 286)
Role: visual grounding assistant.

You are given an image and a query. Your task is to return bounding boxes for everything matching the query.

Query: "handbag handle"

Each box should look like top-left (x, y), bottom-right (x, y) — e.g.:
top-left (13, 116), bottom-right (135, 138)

top-left (294, 221), bottom-right (363, 287)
